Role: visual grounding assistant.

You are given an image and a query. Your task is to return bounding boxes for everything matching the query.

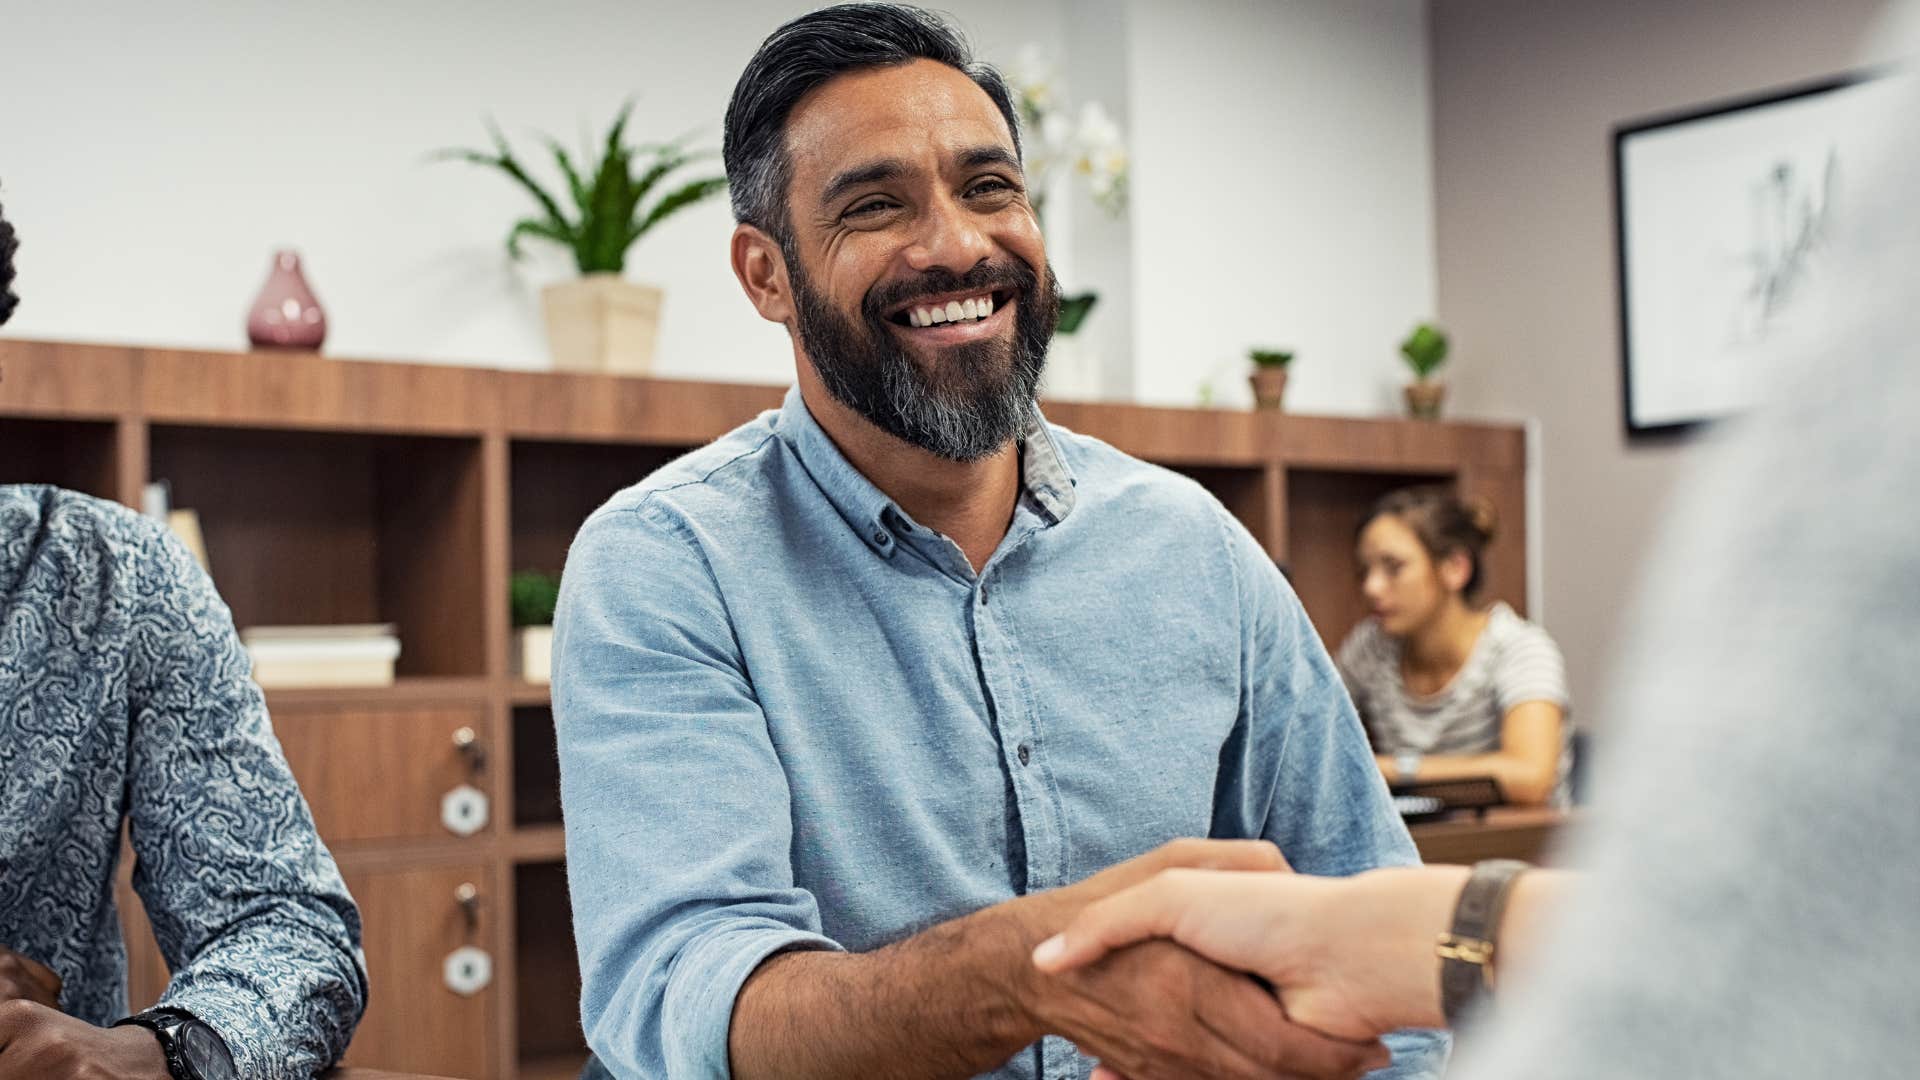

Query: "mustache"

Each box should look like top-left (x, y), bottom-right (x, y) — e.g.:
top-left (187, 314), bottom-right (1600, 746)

top-left (861, 259), bottom-right (1040, 323)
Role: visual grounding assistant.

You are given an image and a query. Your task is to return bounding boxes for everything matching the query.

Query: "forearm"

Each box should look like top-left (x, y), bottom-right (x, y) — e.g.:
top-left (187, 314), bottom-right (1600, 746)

top-left (1347, 865), bottom-right (1571, 1030)
top-left (729, 900), bottom-right (1044, 1080)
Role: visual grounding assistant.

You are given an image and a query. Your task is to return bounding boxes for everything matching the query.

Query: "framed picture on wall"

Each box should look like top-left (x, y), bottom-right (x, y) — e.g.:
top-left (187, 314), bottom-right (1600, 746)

top-left (1613, 71), bottom-right (1905, 437)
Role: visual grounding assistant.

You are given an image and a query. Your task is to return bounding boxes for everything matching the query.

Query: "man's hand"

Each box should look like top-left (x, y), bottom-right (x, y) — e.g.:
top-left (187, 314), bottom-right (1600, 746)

top-left (1027, 940), bottom-right (1391, 1080)
top-left (0, 950), bottom-right (60, 1010)
top-left (1002, 841), bottom-right (1390, 1080)
top-left (0, 1000), bottom-right (171, 1079)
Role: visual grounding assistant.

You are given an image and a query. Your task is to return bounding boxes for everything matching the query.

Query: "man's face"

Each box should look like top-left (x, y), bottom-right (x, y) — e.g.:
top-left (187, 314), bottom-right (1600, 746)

top-left (779, 59), bottom-right (1059, 461)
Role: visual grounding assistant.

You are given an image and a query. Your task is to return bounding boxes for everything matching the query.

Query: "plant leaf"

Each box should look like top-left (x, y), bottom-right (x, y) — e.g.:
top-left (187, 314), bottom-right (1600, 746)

top-left (629, 175), bottom-right (729, 247)
top-left (546, 137), bottom-right (589, 214)
top-left (506, 217), bottom-right (572, 261)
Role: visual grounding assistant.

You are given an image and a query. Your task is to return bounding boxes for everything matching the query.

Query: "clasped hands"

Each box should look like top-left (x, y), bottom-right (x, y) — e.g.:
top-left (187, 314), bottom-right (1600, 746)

top-left (0, 947), bottom-right (171, 1080)
top-left (1007, 840), bottom-right (1402, 1080)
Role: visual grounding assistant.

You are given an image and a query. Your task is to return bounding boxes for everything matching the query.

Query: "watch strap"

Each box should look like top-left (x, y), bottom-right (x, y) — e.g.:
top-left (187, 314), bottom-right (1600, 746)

top-left (113, 1008), bottom-right (202, 1080)
top-left (1437, 858), bottom-right (1529, 1025)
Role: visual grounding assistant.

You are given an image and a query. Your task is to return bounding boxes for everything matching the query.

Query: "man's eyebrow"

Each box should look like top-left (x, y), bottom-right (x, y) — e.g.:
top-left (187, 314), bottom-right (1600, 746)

top-left (957, 145), bottom-right (1021, 172)
top-left (820, 159), bottom-right (910, 209)
top-left (818, 145), bottom-right (1023, 210)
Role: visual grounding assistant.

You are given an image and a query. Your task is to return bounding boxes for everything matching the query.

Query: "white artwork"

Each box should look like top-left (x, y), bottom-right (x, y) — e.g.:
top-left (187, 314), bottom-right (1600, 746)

top-left (1615, 73), bottom-right (1907, 434)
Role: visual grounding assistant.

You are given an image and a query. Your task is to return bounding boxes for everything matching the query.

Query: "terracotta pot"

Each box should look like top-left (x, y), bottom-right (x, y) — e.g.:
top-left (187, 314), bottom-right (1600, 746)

top-left (1249, 367), bottom-right (1290, 410)
top-left (542, 274), bottom-right (662, 375)
top-left (1405, 380), bottom-right (1447, 419)
top-left (246, 249), bottom-right (327, 350)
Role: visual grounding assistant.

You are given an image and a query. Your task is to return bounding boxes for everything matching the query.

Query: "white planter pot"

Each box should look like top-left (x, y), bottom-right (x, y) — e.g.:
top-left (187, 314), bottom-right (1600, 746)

top-left (513, 625), bottom-right (554, 685)
top-left (541, 274), bottom-right (662, 375)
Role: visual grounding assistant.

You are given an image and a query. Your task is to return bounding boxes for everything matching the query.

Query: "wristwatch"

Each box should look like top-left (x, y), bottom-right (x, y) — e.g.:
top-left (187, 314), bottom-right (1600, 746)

top-left (113, 1008), bottom-right (237, 1080)
top-left (1393, 748), bottom-right (1423, 781)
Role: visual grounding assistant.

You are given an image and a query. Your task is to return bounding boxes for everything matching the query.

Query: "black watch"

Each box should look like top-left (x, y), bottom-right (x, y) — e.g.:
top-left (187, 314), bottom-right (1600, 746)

top-left (113, 1008), bottom-right (237, 1080)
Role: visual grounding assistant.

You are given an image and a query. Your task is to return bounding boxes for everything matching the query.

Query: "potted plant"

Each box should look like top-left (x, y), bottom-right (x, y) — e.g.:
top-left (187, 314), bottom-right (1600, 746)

top-left (439, 105), bottom-right (727, 375)
top-left (1247, 348), bottom-right (1294, 410)
top-left (510, 570), bottom-right (562, 684)
top-left (1400, 322), bottom-right (1450, 419)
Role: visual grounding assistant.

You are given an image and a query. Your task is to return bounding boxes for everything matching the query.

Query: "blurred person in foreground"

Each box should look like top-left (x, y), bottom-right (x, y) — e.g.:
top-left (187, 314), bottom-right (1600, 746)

top-left (1035, 34), bottom-right (1920, 1080)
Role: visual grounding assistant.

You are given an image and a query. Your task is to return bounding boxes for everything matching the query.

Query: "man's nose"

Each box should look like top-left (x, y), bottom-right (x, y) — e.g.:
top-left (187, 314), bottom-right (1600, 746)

top-left (903, 193), bottom-right (995, 274)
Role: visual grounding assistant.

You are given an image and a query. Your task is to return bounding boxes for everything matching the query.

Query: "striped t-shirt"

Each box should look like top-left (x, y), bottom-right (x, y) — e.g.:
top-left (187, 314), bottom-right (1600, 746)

top-left (1335, 601), bottom-right (1572, 804)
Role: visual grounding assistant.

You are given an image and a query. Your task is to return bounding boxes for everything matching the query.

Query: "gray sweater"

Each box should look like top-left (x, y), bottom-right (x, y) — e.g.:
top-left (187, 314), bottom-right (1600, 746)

top-left (1456, 70), bottom-right (1920, 1080)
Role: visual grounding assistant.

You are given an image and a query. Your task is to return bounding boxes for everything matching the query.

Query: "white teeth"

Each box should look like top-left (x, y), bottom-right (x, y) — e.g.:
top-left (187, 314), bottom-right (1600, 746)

top-left (904, 295), bottom-right (997, 328)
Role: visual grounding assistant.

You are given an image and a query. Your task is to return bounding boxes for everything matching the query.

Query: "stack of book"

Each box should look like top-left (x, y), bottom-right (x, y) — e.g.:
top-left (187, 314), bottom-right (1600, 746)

top-left (242, 624), bottom-right (402, 688)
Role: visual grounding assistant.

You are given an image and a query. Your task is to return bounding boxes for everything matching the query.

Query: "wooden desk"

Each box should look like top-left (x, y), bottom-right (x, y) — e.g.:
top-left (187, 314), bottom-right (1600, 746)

top-left (1409, 807), bottom-right (1571, 865)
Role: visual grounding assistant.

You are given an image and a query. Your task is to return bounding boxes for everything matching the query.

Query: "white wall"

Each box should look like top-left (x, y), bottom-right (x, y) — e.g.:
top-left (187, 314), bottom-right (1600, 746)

top-left (0, 0), bottom-right (1066, 383)
top-left (1430, 0), bottom-right (1897, 718)
top-left (0, 0), bottom-right (1432, 414)
top-left (1124, 0), bottom-right (1434, 412)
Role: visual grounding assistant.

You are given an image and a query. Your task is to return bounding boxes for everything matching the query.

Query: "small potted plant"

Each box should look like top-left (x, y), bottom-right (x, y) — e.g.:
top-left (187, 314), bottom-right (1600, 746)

top-left (1247, 348), bottom-right (1294, 410)
top-left (1401, 322), bottom-right (1450, 419)
top-left (439, 104), bottom-right (727, 375)
top-left (510, 571), bottom-right (562, 684)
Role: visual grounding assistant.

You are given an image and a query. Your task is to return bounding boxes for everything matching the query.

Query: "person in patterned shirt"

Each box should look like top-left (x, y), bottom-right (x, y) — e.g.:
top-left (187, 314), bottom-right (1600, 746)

top-left (1, 197), bottom-right (366, 1079)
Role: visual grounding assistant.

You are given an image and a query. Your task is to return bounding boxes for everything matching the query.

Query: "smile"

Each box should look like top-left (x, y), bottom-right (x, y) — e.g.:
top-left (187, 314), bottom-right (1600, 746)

top-left (886, 289), bottom-right (1018, 329)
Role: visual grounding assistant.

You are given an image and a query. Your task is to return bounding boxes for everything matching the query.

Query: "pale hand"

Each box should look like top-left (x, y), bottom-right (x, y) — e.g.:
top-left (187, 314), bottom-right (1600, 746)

top-left (1033, 865), bottom-right (1471, 1043)
top-left (1007, 841), bottom-right (1393, 1080)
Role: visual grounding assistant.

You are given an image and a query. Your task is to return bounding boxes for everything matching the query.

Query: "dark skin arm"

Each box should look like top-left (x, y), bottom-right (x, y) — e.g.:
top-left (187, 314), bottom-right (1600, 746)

top-left (0, 1001), bottom-right (168, 1080)
top-left (728, 840), bottom-right (1392, 1080)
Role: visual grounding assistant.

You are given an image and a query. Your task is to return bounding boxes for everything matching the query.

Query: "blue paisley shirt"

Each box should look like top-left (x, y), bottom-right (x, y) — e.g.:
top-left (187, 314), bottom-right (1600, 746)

top-left (0, 485), bottom-right (367, 1078)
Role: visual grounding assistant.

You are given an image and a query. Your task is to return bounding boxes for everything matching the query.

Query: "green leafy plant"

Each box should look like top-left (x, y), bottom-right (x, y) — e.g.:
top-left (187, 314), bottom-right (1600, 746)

top-left (1248, 348), bottom-right (1294, 368)
top-left (510, 570), bottom-right (563, 628)
top-left (1400, 322), bottom-right (1450, 381)
top-left (437, 103), bottom-right (728, 275)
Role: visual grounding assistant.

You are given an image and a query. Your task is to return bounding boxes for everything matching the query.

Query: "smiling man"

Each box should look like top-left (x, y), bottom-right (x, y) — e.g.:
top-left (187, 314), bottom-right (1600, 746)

top-left (552, 6), bottom-right (1444, 1080)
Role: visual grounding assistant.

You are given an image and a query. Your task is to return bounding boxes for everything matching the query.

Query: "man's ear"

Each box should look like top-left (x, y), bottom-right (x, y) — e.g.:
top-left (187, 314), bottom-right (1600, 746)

top-left (731, 223), bottom-right (795, 325)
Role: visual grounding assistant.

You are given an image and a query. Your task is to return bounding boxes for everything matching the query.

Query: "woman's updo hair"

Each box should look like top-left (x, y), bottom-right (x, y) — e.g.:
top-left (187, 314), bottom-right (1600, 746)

top-left (1362, 486), bottom-right (1497, 597)
top-left (0, 193), bottom-right (18, 327)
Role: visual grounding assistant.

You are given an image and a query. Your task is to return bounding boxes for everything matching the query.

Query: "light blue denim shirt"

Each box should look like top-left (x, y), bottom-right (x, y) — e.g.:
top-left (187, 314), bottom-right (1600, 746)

top-left (554, 386), bottom-right (1445, 1080)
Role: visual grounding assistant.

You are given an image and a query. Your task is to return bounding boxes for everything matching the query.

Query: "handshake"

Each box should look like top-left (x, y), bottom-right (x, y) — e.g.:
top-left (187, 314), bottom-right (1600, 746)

top-left (1009, 840), bottom-right (1540, 1080)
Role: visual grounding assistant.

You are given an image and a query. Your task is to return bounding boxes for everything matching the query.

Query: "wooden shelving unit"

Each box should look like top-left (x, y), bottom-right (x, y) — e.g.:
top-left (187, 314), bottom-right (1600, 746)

top-left (0, 338), bottom-right (1527, 1078)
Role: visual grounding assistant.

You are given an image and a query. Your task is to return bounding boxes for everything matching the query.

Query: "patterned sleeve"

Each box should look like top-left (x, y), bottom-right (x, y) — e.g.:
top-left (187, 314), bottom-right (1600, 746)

top-left (122, 523), bottom-right (369, 1079)
top-left (1490, 619), bottom-right (1570, 716)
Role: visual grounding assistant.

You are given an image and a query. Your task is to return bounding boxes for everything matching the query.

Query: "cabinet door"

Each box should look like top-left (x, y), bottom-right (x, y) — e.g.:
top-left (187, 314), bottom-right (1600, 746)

top-left (275, 707), bottom-right (492, 845)
top-left (339, 862), bottom-right (497, 1079)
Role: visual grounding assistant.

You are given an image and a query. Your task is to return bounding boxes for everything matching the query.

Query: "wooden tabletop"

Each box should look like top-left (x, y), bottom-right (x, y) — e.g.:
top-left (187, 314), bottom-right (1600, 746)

top-left (1408, 806), bottom-right (1574, 866)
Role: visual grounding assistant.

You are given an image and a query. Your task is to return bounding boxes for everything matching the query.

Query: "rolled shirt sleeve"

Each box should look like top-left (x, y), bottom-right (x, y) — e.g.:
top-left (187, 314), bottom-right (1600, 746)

top-left (125, 525), bottom-right (367, 1079)
top-left (554, 502), bottom-right (842, 1079)
top-left (1206, 506), bottom-right (1450, 1078)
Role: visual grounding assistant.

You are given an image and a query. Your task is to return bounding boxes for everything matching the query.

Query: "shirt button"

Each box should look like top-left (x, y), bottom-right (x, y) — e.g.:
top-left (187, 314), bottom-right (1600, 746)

top-left (873, 530), bottom-right (890, 546)
top-left (1017, 743), bottom-right (1031, 766)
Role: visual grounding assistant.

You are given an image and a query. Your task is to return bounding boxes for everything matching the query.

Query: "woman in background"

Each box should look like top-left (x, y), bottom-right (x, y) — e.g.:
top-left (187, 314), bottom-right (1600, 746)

top-left (1337, 488), bottom-right (1570, 806)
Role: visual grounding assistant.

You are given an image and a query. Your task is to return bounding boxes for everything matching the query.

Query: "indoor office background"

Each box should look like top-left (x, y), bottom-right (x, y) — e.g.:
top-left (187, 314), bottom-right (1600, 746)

top-left (0, 1), bottom-right (1898, 1078)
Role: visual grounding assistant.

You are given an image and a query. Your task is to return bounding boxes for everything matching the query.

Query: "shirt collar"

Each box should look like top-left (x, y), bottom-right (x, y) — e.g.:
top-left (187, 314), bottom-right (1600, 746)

top-left (773, 385), bottom-right (1077, 558)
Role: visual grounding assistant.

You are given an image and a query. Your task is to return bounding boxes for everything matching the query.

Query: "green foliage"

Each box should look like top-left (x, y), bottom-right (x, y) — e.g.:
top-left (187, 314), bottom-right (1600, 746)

top-left (437, 103), bottom-right (728, 275)
top-left (510, 570), bottom-right (563, 628)
top-left (1400, 322), bottom-right (1450, 380)
top-left (1248, 348), bottom-right (1294, 368)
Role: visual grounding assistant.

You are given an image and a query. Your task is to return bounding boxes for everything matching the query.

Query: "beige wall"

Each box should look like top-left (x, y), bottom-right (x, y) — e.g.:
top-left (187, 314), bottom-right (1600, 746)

top-left (1430, 0), bottom-right (1896, 719)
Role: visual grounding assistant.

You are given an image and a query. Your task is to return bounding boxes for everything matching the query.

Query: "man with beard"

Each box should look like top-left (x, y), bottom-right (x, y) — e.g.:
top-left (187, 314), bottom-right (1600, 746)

top-left (552, 6), bottom-right (1444, 1080)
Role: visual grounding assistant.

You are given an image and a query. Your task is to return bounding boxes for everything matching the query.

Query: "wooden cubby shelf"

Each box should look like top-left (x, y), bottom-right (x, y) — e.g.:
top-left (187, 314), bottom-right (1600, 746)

top-left (1, 338), bottom-right (1527, 1077)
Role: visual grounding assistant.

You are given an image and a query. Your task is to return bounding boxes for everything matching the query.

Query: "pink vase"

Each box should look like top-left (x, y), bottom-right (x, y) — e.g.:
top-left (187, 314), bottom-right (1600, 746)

top-left (246, 249), bottom-right (327, 350)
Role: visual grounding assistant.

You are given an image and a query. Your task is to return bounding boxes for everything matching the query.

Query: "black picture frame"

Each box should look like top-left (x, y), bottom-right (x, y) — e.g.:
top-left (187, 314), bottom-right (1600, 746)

top-left (1612, 71), bottom-right (1886, 439)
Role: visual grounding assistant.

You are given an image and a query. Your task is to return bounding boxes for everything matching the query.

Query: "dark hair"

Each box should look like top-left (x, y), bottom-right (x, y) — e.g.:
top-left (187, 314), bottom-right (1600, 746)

top-left (1362, 486), bottom-right (1498, 597)
top-left (0, 192), bottom-right (18, 327)
top-left (722, 2), bottom-right (1023, 242)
